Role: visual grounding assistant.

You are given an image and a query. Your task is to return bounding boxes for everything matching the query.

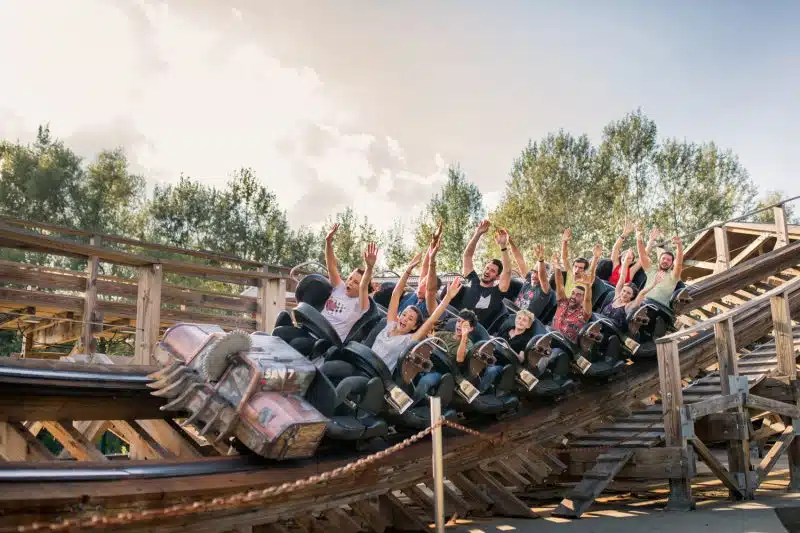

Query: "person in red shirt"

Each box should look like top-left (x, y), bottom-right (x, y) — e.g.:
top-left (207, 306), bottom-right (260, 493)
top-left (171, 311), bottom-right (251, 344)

top-left (552, 244), bottom-right (601, 344)
top-left (608, 222), bottom-right (659, 286)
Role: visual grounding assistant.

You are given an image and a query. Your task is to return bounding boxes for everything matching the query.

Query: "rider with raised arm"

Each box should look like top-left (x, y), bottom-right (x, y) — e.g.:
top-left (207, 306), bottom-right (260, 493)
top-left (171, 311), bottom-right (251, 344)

top-left (460, 220), bottom-right (512, 328)
top-left (322, 224), bottom-right (376, 342)
top-left (508, 239), bottom-right (551, 317)
top-left (371, 252), bottom-right (463, 373)
top-left (561, 228), bottom-right (590, 296)
top-left (398, 222), bottom-right (442, 318)
top-left (552, 244), bottom-right (601, 344)
top-left (602, 250), bottom-right (652, 329)
top-left (637, 230), bottom-right (684, 308)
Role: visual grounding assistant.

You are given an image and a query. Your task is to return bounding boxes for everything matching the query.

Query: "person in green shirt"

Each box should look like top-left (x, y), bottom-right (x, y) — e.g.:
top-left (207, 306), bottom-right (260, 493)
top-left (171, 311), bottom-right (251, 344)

top-left (434, 309), bottom-right (476, 364)
top-left (637, 231), bottom-right (684, 307)
top-left (560, 228), bottom-right (590, 295)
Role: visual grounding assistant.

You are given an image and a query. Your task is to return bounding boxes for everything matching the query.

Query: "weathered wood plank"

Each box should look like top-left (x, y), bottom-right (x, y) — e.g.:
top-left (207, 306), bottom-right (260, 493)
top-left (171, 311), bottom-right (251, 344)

top-left (684, 394), bottom-right (743, 420)
top-left (746, 394), bottom-right (800, 419)
top-left (755, 425), bottom-right (796, 487)
top-left (690, 437), bottom-right (743, 498)
top-left (40, 421), bottom-right (107, 462)
top-left (134, 264), bottom-right (163, 366)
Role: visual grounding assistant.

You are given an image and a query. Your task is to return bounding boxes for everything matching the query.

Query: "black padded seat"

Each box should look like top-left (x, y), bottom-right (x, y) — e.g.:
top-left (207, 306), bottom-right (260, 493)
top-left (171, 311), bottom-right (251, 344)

top-left (295, 274), bottom-right (334, 311)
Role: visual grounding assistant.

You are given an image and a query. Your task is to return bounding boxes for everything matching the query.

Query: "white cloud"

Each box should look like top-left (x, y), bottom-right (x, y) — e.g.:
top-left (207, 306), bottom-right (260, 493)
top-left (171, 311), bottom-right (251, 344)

top-left (0, 0), bottom-right (448, 232)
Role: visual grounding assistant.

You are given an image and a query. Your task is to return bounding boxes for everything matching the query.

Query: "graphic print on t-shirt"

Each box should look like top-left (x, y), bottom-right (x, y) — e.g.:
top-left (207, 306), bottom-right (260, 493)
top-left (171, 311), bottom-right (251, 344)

top-left (475, 294), bottom-right (492, 309)
top-left (324, 296), bottom-right (346, 315)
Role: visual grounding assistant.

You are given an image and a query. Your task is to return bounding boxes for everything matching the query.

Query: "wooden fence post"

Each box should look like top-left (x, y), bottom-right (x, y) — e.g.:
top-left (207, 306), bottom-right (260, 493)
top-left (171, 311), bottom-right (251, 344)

top-left (81, 235), bottom-right (102, 354)
top-left (657, 339), bottom-right (694, 510)
top-left (714, 226), bottom-right (730, 273)
top-left (771, 289), bottom-right (800, 490)
top-left (774, 205), bottom-right (789, 249)
top-left (257, 268), bottom-right (286, 333)
top-left (715, 317), bottom-right (753, 498)
top-left (134, 264), bottom-right (163, 366)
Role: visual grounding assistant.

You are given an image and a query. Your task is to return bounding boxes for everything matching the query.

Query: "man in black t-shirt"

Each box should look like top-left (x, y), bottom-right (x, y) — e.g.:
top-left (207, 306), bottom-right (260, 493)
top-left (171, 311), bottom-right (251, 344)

top-left (459, 220), bottom-right (512, 327)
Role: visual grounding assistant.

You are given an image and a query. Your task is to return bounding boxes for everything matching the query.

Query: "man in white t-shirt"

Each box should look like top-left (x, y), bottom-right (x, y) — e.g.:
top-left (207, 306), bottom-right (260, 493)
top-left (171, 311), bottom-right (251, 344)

top-left (321, 223), bottom-right (377, 342)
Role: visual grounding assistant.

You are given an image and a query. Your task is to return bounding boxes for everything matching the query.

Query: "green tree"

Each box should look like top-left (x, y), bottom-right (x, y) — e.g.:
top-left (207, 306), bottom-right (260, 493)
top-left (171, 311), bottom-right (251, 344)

top-left (598, 108), bottom-right (659, 223)
top-left (78, 148), bottom-right (147, 236)
top-left (492, 132), bottom-right (607, 259)
top-left (320, 207), bottom-right (378, 274)
top-left (414, 166), bottom-right (485, 273)
top-left (0, 125), bottom-right (83, 227)
top-left (148, 176), bottom-right (218, 249)
top-left (382, 220), bottom-right (412, 271)
top-left (751, 190), bottom-right (799, 225)
top-left (652, 142), bottom-right (757, 236)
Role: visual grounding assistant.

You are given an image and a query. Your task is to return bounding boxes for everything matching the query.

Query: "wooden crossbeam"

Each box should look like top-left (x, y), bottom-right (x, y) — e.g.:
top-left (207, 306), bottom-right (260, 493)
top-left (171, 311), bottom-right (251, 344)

top-left (685, 393), bottom-right (743, 420)
top-left (350, 499), bottom-right (389, 533)
top-left (755, 425), bottom-right (796, 487)
top-left (746, 394), bottom-right (800, 419)
top-left (464, 468), bottom-right (538, 518)
top-left (0, 421), bottom-right (55, 461)
top-left (377, 493), bottom-right (427, 532)
top-left (690, 437), bottom-right (743, 498)
top-left (323, 508), bottom-right (362, 533)
top-left (731, 234), bottom-right (771, 267)
top-left (41, 421), bottom-right (107, 461)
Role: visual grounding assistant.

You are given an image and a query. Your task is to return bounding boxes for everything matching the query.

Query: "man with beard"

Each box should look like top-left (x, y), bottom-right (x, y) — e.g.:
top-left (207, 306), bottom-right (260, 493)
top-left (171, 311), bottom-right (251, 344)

top-left (552, 244), bottom-right (601, 344)
top-left (636, 231), bottom-right (684, 307)
top-left (560, 228), bottom-right (591, 295)
top-left (508, 239), bottom-right (551, 317)
top-left (460, 219), bottom-right (512, 328)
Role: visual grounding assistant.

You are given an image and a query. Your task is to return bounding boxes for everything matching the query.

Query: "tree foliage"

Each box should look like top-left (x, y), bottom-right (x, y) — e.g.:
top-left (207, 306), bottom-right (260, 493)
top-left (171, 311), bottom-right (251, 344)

top-left (493, 109), bottom-right (759, 258)
top-left (319, 207), bottom-right (378, 274)
top-left (414, 166), bottom-right (485, 272)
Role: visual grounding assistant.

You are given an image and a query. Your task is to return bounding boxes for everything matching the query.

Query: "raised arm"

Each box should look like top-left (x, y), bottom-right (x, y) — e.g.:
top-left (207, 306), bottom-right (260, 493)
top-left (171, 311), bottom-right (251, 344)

top-left (419, 221), bottom-right (442, 299)
top-left (612, 221), bottom-right (634, 267)
top-left (425, 234), bottom-right (442, 313)
top-left (553, 251), bottom-right (566, 302)
top-left (636, 226), bottom-right (651, 270)
top-left (508, 233), bottom-right (528, 277)
top-left (584, 244), bottom-right (601, 319)
top-left (413, 277), bottom-right (463, 341)
top-left (324, 223), bottom-right (342, 286)
top-left (535, 244), bottom-right (550, 295)
top-left (359, 243), bottom-right (378, 312)
top-left (462, 219), bottom-right (490, 277)
top-left (496, 228), bottom-right (512, 293)
top-left (628, 284), bottom-right (652, 311)
top-left (561, 228), bottom-right (572, 273)
top-left (615, 250), bottom-right (633, 298)
top-left (387, 252), bottom-right (422, 323)
top-left (645, 227), bottom-right (663, 258)
top-left (672, 236), bottom-right (685, 279)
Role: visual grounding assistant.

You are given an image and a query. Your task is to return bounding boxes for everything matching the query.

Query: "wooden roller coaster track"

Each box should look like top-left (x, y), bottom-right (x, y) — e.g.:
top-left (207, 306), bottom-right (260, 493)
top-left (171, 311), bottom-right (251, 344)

top-left (1, 203), bottom-right (799, 532)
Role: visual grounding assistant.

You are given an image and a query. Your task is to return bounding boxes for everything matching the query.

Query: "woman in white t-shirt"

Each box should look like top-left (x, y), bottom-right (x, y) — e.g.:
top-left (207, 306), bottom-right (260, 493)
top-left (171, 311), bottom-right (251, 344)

top-left (372, 249), bottom-right (463, 373)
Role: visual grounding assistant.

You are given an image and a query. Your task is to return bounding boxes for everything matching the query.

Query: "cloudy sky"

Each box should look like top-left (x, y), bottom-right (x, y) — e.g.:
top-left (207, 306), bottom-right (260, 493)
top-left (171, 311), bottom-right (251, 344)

top-left (1, 0), bottom-right (798, 232)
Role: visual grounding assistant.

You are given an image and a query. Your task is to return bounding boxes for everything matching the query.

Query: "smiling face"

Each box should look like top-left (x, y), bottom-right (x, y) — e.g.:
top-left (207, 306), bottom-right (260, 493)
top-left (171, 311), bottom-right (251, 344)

top-left (344, 269), bottom-right (363, 297)
top-left (515, 312), bottom-right (533, 331)
top-left (659, 252), bottom-right (674, 271)
top-left (620, 285), bottom-right (635, 303)
top-left (481, 262), bottom-right (500, 284)
top-left (396, 307), bottom-right (421, 334)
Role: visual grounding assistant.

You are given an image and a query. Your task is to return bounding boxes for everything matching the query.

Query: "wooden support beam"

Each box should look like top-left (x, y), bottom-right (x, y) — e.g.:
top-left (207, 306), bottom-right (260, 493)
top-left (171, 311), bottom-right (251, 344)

top-left (731, 233), bottom-right (771, 267)
top-left (657, 339), bottom-right (694, 510)
top-left (684, 394), bottom-right (743, 420)
top-left (0, 421), bottom-right (55, 461)
top-left (257, 273), bottom-right (286, 334)
top-left (690, 437), bottom-right (743, 499)
top-left (715, 317), bottom-right (753, 498)
top-left (41, 421), bottom-right (107, 461)
top-left (463, 468), bottom-right (538, 518)
top-left (110, 420), bottom-right (176, 459)
top-left (746, 394), bottom-right (800, 419)
top-left (134, 264), bottom-right (163, 365)
top-left (323, 508), bottom-right (362, 533)
top-left (755, 425), bottom-right (796, 487)
top-left (294, 516), bottom-right (325, 533)
top-left (350, 499), bottom-right (389, 533)
top-left (377, 493), bottom-right (427, 532)
top-left (714, 226), bottom-right (730, 273)
top-left (81, 235), bottom-right (102, 354)
top-left (774, 205), bottom-right (790, 249)
top-left (772, 291), bottom-right (795, 377)
top-left (448, 472), bottom-right (492, 512)
top-left (790, 380), bottom-right (800, 491)
top-left (685, 260), bottom-right (717, 271)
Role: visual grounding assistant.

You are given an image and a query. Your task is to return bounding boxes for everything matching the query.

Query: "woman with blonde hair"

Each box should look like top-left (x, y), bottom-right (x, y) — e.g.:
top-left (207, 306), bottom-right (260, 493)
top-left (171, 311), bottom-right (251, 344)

top-left (497, 308), bottom-right (536, 360)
